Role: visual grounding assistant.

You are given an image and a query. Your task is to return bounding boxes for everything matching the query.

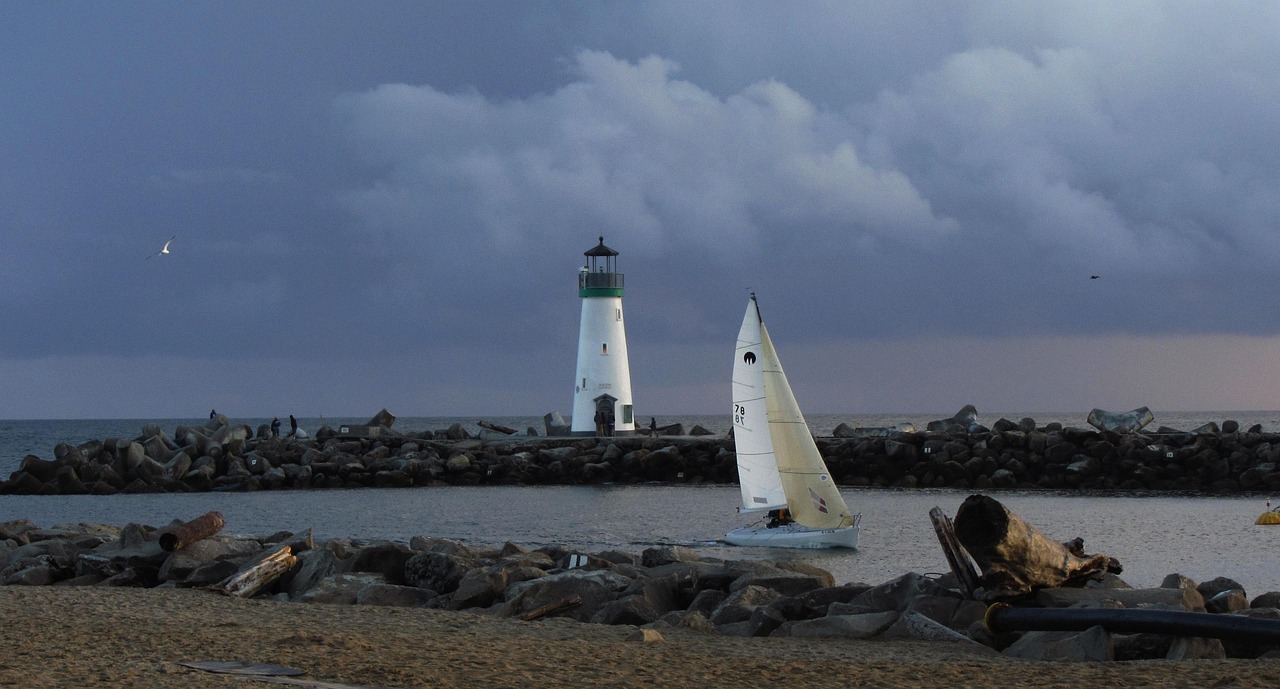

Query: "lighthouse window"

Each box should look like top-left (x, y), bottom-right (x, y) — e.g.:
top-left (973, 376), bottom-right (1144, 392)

top-left (616, 308), bottom-right (621, 321)
top-left (602, 343), bottom-right (608, 355)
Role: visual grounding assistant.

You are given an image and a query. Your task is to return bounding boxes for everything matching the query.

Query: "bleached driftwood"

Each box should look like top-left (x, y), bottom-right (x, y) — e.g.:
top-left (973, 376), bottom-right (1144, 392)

top-left (214, 544), bottom-right (296, 598)
top-left (952, 494), bottom-right (1121, 601)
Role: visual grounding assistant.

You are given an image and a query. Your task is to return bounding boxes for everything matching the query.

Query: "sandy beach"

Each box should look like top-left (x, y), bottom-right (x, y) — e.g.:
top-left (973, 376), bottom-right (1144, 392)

top-left (1, 587), bottom-right (1277, 688)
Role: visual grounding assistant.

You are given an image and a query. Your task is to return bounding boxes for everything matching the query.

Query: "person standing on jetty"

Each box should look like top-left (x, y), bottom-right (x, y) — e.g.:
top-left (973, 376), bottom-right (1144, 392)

top-left (289, 415), bottom-right (298, 437)
top-left (209, 408), bottom-right (217, 419)
top-left (271, 417), bottom-right (281, 438)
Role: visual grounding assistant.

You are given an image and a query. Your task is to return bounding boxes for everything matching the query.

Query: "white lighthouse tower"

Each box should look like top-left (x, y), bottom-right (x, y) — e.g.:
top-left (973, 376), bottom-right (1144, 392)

top-left (571, 237), bottom-right (635, 436)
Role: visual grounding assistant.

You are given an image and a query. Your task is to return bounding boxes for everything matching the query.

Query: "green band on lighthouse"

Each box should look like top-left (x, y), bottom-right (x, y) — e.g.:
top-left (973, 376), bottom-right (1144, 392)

top-left (580, 287), bottom-right (624, 298)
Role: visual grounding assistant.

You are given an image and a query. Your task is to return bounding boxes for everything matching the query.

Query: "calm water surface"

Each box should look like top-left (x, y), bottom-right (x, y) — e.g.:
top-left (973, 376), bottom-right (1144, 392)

top-left (3, 485), bottom-right (1277, 598)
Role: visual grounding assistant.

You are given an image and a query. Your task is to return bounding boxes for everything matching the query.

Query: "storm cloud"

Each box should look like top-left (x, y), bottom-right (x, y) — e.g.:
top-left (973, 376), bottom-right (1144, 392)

top-left (4, 1), bottom-right (1280, 418)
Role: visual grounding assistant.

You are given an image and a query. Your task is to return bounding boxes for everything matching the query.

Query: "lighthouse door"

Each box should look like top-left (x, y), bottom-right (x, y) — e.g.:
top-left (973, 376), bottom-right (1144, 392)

top-left (594, 395), bottom-right (618, 436)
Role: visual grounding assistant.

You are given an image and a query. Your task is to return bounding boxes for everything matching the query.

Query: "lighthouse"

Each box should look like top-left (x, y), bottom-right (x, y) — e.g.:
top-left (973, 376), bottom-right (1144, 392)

top-left (571, 237), bottom-right (635, 436)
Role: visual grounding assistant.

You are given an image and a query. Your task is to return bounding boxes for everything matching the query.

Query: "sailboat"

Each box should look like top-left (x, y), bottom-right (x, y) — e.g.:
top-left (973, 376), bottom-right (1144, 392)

top-left (725, 294), bottom-right (860, 549)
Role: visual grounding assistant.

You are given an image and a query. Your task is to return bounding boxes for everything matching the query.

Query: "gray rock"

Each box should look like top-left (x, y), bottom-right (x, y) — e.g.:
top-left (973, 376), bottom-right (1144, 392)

top-left (297, 572), bottom-right (386, 604)
top-left (847, 572), bottom-right (961, 613)
top-left (1167, 635), bottom-right (1226, 660)
top-left (183, 559), bottom-right (242, 587)
top-left (641, 545), bottom-right (704, 568)
top-left (349, 543), bottom-right (414, 585)
top-left (408, 536), bottom-right (476, 558)
top-left (659, 610), bottom-right (716, 633)
top-left (1002, 625), bottom-right (1113, 661)
top-left (157, 536), bottom-right (262, 583)
top-left (687, 589), bottom-right (728, 617)
top-left (591, 594), bottom-right (662, 626)
top-left (728, 573), bottom-right (830, 598)
top-left (404, 551), bottom-right (478, 594)
top-left (287, 547), bottom-right (343, 600)
top-left (4, 563), bottom-right (57, 586)
top-left (1205, 589), bottom-right (1249, 614)
top-left (1161, 573), bottom-right (1197, 590)
top-left (788, 611), bottom-right (899, 639)
top-left (1197, 576), bottom-right (1247, 601)
top-left (709, 584), bottom-right (783, 625)
top-left (499, 569), bottom-right (631, 622)
top-left (1086, 407), bottom-right (1153, 433)
top-left (743, 605), bottom-right (788, 637)
top-left (448, 565), bottom-right (515, 610)
top-left (884, 611), bottom-right (987, 645)
top-left (903, 593), bottom-right (963, 627)
top-left (1251, 591), bottom-right (1280, 609)
top-left (356, 583), bottom-right (440, 607)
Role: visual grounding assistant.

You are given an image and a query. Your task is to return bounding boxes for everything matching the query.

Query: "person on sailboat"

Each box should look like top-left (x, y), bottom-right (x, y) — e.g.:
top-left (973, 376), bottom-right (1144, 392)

top-left (766, 508), bottom-right (793, 528)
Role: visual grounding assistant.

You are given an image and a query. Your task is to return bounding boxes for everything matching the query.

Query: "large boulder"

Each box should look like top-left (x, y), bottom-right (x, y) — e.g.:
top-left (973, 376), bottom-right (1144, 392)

top-left (1003, 626), bottom-right (1113, 661)
top-left (297, 573), bottom-right (386, 604)
top-left (348, 543), bottom-right (414, 585)
top-left (356, 583), bottom-right (440, 608)
top-left (499, 570), bottom-right (632, 622)
top-left (404, 551), bottom-right (478, 594)
top-left (786, 611), bottom-right (899, 639)
top-left (1086, 407), bottom-right (1153, 433)
top-left (709, 584), bottom-right (784, 625)
top-left (286, 546), bottom-right (344, 600)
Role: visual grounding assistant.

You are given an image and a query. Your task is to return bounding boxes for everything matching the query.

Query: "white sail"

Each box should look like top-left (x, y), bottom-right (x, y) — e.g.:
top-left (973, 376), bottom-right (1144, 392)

top-left (732, 297), bottom-right (786, 513)
top-left (757, 313), bottom-right (854, 530)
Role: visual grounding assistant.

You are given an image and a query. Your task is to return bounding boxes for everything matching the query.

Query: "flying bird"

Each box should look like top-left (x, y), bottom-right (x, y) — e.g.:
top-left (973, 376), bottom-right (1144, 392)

top-left (1090, 275), bottom-right (1100, 280)
top-left (147, 236), bottom-right (175, 260)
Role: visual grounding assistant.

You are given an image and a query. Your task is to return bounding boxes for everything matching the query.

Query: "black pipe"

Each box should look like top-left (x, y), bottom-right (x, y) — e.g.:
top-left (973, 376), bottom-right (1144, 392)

top-left (985, 603), bottom-right (1280, 643)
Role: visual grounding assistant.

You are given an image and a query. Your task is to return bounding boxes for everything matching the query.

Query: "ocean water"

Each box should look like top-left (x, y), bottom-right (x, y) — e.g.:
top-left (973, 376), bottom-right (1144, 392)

top-left (3, 411), bottom-right (1280, 597)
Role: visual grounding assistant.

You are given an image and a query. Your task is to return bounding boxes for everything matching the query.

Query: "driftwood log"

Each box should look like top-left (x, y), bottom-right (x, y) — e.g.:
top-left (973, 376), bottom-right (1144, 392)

top-left (159, 510), bottom-right (225, 552)
top-left (928, 506), bottom-right (980, 599)
top-left (952, 494), bottom-right (1121, 601)
top-left (478, 420), bottom-right (517, 435)
top-left (214, 544), bottom-right (296, 598)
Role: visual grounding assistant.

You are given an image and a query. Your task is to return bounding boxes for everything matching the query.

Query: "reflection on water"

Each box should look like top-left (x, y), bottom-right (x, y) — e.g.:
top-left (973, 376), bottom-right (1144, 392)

top-left (5, 485), bottom-right (1278, 598)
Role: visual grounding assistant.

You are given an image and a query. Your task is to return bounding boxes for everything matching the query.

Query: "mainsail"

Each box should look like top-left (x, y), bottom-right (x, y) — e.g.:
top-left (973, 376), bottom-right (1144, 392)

top-left (732, 297), bottom-right (786, 513)
top-left (756, 309), bottom-right (854, 530)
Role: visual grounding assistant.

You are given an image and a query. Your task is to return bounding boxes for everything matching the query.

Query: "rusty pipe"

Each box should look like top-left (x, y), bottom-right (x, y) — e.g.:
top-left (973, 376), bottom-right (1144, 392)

top-left (159, 510), bottom-right (226, 552)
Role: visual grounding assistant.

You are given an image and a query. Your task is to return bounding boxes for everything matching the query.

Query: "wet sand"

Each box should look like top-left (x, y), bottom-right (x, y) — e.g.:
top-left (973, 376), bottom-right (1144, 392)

top-left (2, 586), bottom-right (1278, 688)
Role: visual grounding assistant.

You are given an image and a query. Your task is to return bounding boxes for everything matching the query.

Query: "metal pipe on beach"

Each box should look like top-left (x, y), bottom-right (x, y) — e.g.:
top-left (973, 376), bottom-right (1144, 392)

top-left (984, 602), bottom-right (1280, 644)
top-left (159, 510), bottom-right (226, 552)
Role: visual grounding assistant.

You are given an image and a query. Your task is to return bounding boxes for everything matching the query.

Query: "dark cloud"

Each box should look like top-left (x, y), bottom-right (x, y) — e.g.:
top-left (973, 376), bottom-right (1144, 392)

top-left (4, 2), bottom-right (1280, 418)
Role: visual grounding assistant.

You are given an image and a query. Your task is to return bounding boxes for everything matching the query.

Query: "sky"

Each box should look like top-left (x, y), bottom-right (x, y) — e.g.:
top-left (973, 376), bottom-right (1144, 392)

top-left (4, 1), bottom-right (1280, 420)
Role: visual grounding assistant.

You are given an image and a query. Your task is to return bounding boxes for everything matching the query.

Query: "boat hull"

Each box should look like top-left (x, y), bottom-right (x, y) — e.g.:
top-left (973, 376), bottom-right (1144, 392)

top-left (725, 523), bottom-right (859, 549)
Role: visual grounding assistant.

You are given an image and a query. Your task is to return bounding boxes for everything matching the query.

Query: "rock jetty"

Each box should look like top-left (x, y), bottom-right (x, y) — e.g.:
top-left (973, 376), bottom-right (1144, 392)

top-left (2, 516), bottom-right (1278, 662)
top-left (5, 408), bottom-right (1280, 495)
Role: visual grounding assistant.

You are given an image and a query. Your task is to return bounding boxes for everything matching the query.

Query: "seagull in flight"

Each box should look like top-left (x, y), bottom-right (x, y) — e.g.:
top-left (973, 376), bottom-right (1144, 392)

top-left (1090, 275), bottom-right (1100, 280)
top-left (147, 236), bottom-right (175, 260)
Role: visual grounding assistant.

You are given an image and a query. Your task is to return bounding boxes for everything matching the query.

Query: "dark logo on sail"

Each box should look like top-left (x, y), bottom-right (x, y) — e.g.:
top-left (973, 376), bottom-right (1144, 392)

top-left (743, 351), bottom-right (756, 365)
top-left (809, 487), bottom-right (829, 514)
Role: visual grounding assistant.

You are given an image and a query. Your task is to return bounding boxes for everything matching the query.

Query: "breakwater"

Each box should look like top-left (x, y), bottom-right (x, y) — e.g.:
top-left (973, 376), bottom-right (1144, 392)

top-left (4, 412), bottom-right (1280, 495)
top-left (3, 515), bottom-right (1279, 661)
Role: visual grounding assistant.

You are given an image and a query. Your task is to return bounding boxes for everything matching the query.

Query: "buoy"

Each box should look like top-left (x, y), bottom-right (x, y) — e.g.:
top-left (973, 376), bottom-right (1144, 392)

top-left (1257, 511), bottom-right (1280, 525)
